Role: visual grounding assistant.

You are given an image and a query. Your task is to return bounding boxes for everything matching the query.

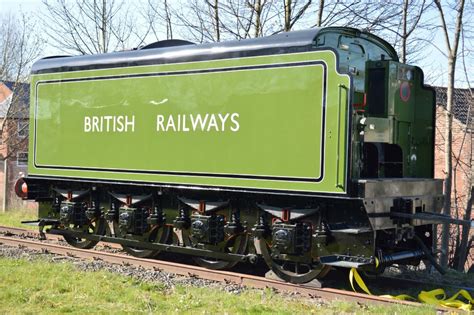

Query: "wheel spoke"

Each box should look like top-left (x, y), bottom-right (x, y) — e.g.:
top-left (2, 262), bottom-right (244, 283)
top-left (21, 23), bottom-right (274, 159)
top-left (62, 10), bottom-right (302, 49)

top-left (63, 218), bottom-right (105, 249)
top-left (121, 225), bottom-right (170, 258)
top-left (186, 232), bottom-right (248, 270)
top-left (255, 236), bottom-right (330, 284)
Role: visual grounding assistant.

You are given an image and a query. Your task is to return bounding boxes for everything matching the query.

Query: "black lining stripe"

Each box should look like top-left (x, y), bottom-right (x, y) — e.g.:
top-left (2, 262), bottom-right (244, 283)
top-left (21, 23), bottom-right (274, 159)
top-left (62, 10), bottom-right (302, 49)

top-left (40, 61), bottom-right (321, 83)
top-left (34, 60), bottom-right (328, 183)
top-left (27, 175), bottom-right (356, 199)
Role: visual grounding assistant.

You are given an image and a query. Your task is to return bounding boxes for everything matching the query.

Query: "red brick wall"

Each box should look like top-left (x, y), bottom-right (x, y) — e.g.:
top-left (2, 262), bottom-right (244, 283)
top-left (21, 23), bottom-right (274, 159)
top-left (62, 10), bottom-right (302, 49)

top-left (435, 106), bottom-right (473, 209)
top-left (0, 116), bottom-right (36, 211)
top-left (434, 105), bottom-right (473, 267)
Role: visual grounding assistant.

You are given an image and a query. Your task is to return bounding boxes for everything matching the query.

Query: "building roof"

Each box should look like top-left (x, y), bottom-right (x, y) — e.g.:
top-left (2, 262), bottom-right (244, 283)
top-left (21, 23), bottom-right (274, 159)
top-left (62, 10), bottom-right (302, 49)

top-left (0, 81), bottom-right (29, 119)
top-left (435, 86), bottom-right (473, 129)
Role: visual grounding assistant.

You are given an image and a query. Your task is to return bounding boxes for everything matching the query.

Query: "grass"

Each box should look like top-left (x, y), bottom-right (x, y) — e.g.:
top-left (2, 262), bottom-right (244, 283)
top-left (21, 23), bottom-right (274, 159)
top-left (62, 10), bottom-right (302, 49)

top-left (0, 257), bottom-right (435, 314)
top-left (0, 208), bottom-right (38, 230)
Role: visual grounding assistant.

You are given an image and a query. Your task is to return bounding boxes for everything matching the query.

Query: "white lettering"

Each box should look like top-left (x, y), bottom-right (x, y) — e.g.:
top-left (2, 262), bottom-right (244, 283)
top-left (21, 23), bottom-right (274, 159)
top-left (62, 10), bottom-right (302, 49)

top-left (125, 115), bottom-right (135, 132)
top-left (116, 116), bottom-right (124, 132)
top-left (156, 115), bottom-right (165, 131)
top-left (230, 113), bottom-right (240, 132)
top-left (92, 116), bottom-right (100, 132)
top-left (103, 116), bottom-right (111, 132)
top-left (84, 117), bottom-right (91, 132)
top-left (166, 115), bottom-right (176, 132)
top-left (84, 115), bottom-right (135, 133)
top-left (182, 114), bottom-right (190, 132)
top-left (218, 113), bottom-right (229, 131)
top-left (191, 114), bottom-right (209, 131)
top-left (84, 113), bottom-right (239, 134)
top-left (207, 114), bottom-right (219, 132)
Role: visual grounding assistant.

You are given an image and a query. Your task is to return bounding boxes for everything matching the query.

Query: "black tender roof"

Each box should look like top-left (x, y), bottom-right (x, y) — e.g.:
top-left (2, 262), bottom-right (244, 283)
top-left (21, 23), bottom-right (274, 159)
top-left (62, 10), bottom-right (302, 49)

top-left (31, 27), bottom-right (396, 74)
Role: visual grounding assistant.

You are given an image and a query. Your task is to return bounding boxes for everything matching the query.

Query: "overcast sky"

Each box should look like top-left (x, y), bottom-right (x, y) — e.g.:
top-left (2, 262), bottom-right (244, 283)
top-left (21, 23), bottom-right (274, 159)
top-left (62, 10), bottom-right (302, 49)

top-left (0, 0), bottom-right (472, 88)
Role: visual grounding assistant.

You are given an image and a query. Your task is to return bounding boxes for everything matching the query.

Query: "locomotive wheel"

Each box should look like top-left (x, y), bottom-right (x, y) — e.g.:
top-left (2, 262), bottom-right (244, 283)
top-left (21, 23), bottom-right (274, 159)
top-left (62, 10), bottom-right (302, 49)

top-left (63, 218), bottom-right (106, 249)
top-left (121, 225), bottom-right (171, 258)
top-left (254, 237), bottom-right (330, 284)
top-left (172, 230), bottom-right (249, 270)
top-left (190, 233), bottom-right (249, 270)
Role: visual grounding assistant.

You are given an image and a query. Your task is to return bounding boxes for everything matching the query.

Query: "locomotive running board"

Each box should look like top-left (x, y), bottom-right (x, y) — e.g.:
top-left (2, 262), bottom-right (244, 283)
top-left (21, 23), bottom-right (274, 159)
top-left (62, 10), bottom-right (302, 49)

top-left (389, 211), bottom-right (474, 228)
top-left (368, 211), bottom-right (474, 227)
top-left (47, 228), bottom-right (256, 263)
top-left (319, 249), bottom-right (425, 269)
top-left (319, 255), bottom-right (375, 268)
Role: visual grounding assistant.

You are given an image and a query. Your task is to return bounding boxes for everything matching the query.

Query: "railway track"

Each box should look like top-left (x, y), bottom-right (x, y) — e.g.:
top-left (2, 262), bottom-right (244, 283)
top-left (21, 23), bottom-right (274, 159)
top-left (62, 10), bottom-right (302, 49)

top-left (0, 225), bottom-right (460, 311)
top-left (0, 226), bottom-right (122, 249)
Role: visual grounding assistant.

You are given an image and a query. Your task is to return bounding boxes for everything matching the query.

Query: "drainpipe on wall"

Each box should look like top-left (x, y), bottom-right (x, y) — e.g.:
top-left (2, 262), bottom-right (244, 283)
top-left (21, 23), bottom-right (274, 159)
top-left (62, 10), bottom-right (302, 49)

top-left (2, 158), bottom-right (7, 213)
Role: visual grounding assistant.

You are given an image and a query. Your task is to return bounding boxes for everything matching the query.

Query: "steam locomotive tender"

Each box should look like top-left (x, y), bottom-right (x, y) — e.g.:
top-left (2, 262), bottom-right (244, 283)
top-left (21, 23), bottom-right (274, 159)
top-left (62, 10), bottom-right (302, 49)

top-left (17, 27), bottom-right (444, 283)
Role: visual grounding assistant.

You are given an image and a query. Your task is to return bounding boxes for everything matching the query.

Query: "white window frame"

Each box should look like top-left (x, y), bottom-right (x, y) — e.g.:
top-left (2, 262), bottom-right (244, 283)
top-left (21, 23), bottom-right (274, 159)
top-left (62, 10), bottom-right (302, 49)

top-left (17, 120), bottom-right (28, 138)
top-left (17, 152), bottom-right (28, 166)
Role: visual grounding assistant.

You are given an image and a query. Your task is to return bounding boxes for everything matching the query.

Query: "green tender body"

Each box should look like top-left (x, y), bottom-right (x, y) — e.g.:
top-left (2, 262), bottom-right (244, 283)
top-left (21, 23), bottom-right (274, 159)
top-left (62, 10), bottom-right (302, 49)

top-left (29, 50), bottom-right (351, 194)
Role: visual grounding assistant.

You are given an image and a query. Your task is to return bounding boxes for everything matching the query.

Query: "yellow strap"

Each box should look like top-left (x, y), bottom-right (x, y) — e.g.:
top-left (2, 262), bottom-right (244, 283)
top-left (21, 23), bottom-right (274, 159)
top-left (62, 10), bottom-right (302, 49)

top-left (349, 268), bottom-right (474, 311)
top-left (419, 289), bottom-right (474, 311)
top-left (349, 268), bottom-right (372, 295)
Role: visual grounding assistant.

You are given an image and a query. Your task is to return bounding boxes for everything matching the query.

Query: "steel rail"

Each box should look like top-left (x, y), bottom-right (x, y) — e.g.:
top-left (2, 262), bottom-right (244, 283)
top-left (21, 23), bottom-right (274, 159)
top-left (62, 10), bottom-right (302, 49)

top-left (0, 226), bottom-right (45, 238)
top-left (0, 226), bottom-right (121, 249)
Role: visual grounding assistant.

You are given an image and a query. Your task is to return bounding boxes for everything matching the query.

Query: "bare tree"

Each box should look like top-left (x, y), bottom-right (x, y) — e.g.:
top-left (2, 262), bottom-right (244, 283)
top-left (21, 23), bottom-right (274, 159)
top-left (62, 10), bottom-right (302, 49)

top-left (163, 0), bottom-right (173, 39)
top-left (172, 0), bottom-right (216, 43)
top-left (449, 27), bottom-right (474, 270)
top-left (145, 0), bottom-right (175, 42)
top-left (172, 0), bottom-right (278, 42)
top-left (315, 0), bottom-right (324, 27)
top-left (312, 1), bottom-right (370, 28)
top-left (42, 0), bottom-right (145, 54)
top-left (0, 12), bottom-right (42, 212)
top-left (335, 1), bottom-right (431, 64)
top-left (453, 25), bottom-right (474, 270)
top-left (452, 89), bottom-right (473, 270)
top-left (433, 0), bottom-right (466, 268)
top-left (246, 0), bottom-right (267, 37)
top-left (284, 0), bottom-right (292, 31)
top-left (207, 0), bottom-right (221, 41)
top-left (173, 0), bottom-right (315, 42)
top-left (0, 11), bottom-right (41, 155)
top-left (0, 13), bottom-right (42, 82)
top-left (281, 0), bottom-right (312, 32)
top-left (399, 0), bottom-right (430, 63)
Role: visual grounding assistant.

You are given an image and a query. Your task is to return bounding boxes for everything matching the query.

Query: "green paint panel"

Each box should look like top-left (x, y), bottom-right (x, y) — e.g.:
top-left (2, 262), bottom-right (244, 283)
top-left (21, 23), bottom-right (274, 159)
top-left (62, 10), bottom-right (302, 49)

top-left (29, 51), bottom-right (350, 194)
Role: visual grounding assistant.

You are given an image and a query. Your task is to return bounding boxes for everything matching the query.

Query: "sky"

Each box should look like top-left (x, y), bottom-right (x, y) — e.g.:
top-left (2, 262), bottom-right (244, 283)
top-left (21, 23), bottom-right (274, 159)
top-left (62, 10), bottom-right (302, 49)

top-left (1, 0), bottom-right (38, 15)
top-left (0, 0), bottom-right (472, 88)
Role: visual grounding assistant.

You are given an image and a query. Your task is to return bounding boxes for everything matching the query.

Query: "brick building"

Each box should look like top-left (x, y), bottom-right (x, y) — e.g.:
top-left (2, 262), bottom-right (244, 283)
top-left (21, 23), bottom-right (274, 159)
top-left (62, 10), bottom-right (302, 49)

top-left (434, 86), bottom-right (473, 267)
top-left (434, 87), bottom-right (473, 208)
top-left (0, 81), bottom-right (34, 211)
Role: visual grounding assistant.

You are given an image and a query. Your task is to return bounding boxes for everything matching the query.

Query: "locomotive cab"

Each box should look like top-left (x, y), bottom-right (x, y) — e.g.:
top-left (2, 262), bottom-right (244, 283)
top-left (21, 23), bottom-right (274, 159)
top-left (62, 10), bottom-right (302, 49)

top-left (316, 28), bottom-right (443, 271)
top-left (314, 28), bottom-right (435, 180)
top-left (361, 61), bottom-right (435, 179)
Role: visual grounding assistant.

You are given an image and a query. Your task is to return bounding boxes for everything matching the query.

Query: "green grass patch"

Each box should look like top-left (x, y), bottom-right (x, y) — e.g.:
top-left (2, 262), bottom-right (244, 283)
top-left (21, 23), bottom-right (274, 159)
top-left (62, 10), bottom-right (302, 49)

top-left (0, 256), bottom-right (435, 314)
top-left (0, 208), bottom-right (37, 230)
